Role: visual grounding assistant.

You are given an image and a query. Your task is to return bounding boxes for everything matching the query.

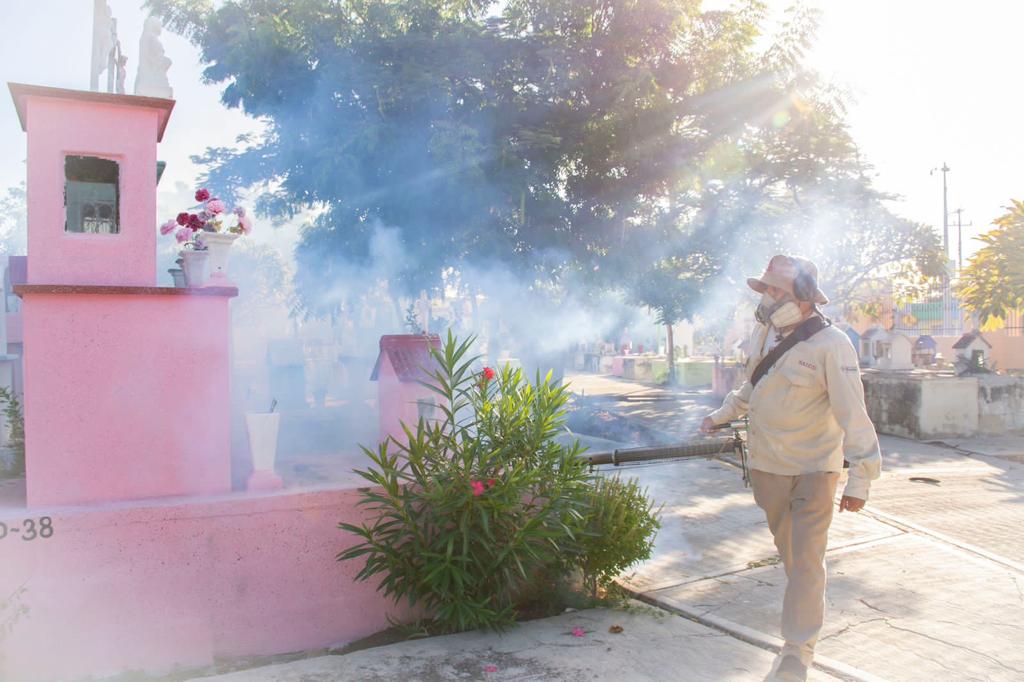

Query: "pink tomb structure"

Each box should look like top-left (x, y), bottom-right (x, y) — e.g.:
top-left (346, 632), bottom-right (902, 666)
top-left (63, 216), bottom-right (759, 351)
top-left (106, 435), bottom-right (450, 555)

top-left (0, 83), bottom-right (407, 681)
top-left (9, 83), bottom-right (235, 507)
top-left (371, 333), bottom-right (442, 445)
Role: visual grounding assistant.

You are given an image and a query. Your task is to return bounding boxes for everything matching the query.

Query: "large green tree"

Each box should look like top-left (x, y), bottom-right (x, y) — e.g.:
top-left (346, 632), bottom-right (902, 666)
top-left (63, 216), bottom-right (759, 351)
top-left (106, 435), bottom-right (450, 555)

top-left (148, 1), bottom-right (800, 314)
top-left (958, 200), bottom-right (1024, 331)
top-left (151, 0), bottom-right (943, 349)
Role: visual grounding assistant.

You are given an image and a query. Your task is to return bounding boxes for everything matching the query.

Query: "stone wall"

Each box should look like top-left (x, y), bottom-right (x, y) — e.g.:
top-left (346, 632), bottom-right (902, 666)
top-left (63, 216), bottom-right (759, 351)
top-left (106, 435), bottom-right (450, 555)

top-left (862, 372), bottom-right (924, 439)
top-left (863, 371), bottom-right (1024, 438)
top-left (861, 372), bottom-right (978, 439)
top-left (919, 376), bottom-right (980, 437)
top-left (978, 374), bottom-right (1024, 432)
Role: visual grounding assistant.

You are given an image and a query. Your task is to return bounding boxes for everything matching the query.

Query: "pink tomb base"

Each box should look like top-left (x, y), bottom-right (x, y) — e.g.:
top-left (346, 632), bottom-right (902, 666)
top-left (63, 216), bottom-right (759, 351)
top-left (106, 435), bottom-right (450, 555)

top-left (0, 486), bottom-right (414, 681)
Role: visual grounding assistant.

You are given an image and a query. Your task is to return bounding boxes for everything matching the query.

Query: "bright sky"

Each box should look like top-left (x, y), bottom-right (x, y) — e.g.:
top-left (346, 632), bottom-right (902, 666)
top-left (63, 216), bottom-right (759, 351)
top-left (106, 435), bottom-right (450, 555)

top-left (802, 0), bottom-right (1023, 266)
top-left (1, 1), bottom-right (1020, 265)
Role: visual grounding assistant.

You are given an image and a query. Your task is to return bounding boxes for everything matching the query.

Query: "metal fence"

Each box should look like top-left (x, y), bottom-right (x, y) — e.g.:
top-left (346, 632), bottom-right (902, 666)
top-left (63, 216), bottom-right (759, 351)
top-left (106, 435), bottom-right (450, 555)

top-left (883, 282), bottom-right (1024, 338)
top-left (888, 281), bottom-right (967, 338)
top-left (1002, 308), bottom-right (1024, 337)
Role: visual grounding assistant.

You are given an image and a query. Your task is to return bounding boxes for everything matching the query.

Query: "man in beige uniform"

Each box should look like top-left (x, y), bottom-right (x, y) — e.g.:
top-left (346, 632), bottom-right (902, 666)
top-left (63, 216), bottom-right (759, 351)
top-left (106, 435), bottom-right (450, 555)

top-left (700, 255), bottom-right (881, 682)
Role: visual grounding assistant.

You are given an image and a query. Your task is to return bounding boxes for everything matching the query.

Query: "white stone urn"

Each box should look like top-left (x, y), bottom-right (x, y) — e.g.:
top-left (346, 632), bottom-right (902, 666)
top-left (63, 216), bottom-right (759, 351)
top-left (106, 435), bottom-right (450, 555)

top-left (202, 232), bottom-right (240, 286)
top-left (168, 267), bottom-right (186, 288)
top-left (180, 249), bottom-right (210, 288)
top-left (246, 412), bottom-right (283, 491)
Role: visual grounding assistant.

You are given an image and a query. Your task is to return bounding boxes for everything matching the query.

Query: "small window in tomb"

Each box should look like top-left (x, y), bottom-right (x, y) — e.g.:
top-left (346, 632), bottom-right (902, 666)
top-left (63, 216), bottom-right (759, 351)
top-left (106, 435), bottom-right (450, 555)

top-left (417, 398), bottom-right (437, 421)
top-left (64, 156), bottom-right (120, 234)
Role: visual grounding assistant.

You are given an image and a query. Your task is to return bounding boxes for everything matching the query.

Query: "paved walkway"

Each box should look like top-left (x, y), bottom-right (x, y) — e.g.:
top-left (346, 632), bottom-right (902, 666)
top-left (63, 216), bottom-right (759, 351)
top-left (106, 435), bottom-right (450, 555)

top-left (188, 606), bottom-right (839, 682)
top-left (568, 372), bottom-right (1024, 681)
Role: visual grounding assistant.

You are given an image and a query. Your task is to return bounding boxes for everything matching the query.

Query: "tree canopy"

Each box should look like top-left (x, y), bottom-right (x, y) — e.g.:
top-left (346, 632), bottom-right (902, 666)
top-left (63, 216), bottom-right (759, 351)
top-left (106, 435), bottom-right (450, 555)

top-left (958, 200), bottom-right (1024, 331)
top-left (150, 0), bottom-right (943, 329)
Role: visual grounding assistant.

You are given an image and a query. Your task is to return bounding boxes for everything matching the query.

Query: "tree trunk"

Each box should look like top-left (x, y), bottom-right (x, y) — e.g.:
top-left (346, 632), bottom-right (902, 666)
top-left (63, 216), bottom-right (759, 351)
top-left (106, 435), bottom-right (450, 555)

top-left (666, 323), bottom-right (676, 385)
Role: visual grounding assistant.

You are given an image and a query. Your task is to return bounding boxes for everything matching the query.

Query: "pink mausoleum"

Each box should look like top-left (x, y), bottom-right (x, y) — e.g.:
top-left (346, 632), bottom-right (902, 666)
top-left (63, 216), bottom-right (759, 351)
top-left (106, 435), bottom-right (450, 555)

top-left (0, 83), bottom-right (408, 681)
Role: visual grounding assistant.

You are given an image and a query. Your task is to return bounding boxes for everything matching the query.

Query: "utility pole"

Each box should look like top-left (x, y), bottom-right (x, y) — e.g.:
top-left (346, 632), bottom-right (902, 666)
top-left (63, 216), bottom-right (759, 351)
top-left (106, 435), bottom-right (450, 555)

top-left (931, 163), bottom-right (951, 268)
top-left (931, 163), bottom-right (952, 335)
top-left (951, 208), bottom-right (972, 273)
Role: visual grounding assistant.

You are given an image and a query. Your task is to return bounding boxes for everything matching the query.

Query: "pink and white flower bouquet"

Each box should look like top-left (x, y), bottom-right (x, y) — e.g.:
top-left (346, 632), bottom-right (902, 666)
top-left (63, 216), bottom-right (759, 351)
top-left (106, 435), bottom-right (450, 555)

top-left (158, 186), bottom-right (253, 249)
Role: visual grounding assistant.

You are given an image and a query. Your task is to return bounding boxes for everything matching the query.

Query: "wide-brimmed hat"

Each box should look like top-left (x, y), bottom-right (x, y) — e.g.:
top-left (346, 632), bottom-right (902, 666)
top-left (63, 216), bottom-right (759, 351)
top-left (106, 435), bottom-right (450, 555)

top-left (747, 255), bottom-right (829, 305)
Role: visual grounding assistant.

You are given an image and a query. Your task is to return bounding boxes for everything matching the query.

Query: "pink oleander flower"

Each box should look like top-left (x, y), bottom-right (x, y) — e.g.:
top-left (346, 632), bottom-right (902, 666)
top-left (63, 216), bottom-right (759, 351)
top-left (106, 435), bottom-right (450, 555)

top-left (571, 627), bottom-right (585, 638)
top-left (188, 214), bottom-right (205, 231)
top-left (238, 213), bottom-right (253, 235)
top-left (175, 227), bottom-right (192, 243)
top-left (206, 199), bottom-right (226, 215)
top-left (176, 212), bottom-right (190, 226)
top-left (471, 480), bottom-right (485, 497)
top-left (482, 366), bottom-right (496, 381)
top-left (487, 478), bottom-right (496, 488)
top-left (195, 188), bottom-right (210, 202)
top-left (483, 665), bottom-right (498, 673)
top-left (160, 219), bottom-right (177, 235)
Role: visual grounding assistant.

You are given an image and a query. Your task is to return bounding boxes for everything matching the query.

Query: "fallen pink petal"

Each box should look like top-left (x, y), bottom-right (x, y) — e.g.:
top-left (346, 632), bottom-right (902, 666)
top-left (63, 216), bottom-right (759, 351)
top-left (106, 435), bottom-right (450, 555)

top-left (483, 664), bottom-right (498, 673)
top-left (571, 627), bottom-right (586, 638)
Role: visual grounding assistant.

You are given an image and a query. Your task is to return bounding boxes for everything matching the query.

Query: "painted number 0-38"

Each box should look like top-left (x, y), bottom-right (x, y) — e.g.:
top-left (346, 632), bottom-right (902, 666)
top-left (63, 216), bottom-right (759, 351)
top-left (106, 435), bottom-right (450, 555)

top-left (0, 517), bottom-right (55, 541)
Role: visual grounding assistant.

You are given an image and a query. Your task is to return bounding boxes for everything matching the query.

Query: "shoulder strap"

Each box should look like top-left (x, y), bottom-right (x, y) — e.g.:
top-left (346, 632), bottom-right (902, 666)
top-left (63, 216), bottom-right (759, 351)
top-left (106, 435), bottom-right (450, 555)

top-left (750, 316), bottom-right (829, 387)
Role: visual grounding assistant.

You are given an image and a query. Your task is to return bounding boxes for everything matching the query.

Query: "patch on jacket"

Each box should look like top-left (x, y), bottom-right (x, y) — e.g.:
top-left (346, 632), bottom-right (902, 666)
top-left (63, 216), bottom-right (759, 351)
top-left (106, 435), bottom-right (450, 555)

top-left (841, 365), bottom-right (859, 373)
top-left (798, 360), bottom-right (817, 371)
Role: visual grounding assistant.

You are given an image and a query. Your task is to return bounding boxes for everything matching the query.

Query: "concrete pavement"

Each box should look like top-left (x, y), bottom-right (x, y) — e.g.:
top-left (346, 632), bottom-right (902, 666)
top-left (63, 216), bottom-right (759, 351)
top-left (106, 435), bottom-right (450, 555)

top-left (568, 372), bottom-right (1024, 681)
top-left (186, 606), bottom-right (840, 682)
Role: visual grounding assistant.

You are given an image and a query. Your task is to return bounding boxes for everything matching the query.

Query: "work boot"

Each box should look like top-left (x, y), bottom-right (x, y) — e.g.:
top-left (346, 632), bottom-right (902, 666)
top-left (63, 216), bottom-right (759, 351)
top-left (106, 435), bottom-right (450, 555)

top-left (773, 654), bottom-right (808, 682)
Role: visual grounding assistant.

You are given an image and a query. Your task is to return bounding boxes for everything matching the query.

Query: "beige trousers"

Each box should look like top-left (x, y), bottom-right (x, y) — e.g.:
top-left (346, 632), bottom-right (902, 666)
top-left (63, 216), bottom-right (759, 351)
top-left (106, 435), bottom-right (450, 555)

top-left (750, 469), bottom-right (840, 665)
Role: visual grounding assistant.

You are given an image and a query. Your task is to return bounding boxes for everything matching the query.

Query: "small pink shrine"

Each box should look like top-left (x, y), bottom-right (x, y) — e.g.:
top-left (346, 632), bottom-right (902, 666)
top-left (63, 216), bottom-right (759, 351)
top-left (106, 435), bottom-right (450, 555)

top-left (371, 334), bottom-right (442, 444)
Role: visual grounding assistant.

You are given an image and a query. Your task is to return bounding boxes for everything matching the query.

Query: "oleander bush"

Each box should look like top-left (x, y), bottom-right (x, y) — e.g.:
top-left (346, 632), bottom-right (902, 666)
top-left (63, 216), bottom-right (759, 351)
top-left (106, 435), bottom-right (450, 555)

top-left (573, 474), bottom-right (661, 597)
top-left (339, 332), bottom-right (661, 633)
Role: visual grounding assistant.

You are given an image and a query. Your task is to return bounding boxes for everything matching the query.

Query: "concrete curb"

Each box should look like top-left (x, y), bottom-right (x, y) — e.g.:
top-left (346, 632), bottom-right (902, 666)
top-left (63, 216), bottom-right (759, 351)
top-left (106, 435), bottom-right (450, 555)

top-left (622, 586), bottom-right (889, 682)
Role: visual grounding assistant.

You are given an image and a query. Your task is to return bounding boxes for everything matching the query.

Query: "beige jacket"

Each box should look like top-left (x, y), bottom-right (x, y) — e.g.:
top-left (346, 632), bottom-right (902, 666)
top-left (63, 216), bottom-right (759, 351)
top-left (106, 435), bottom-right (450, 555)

top-left (710, 319), bottom-right (881, 500)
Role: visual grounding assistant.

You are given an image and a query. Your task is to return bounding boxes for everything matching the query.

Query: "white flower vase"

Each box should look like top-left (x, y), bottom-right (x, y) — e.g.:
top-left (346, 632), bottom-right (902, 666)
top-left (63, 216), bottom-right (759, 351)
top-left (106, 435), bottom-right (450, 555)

top-left (180, 249), bottom-right (210, 288)
top-left (246, 412), bottom-right (283, 491)
top-left (202, 231), bottom-right (240, 287)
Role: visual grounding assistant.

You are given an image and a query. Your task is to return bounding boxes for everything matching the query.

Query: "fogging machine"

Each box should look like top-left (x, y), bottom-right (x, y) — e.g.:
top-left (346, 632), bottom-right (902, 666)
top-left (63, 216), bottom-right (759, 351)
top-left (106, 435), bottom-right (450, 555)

top-left (582, 421), bottom-right (751, 486)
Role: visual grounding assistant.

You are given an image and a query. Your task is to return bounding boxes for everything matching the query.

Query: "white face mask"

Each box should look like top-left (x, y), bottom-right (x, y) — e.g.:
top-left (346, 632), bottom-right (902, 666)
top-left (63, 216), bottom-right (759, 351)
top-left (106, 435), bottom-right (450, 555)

top-left (770, 301), bottom-right (804, 328)
top-left (755, 292), bottom-right (804, 329)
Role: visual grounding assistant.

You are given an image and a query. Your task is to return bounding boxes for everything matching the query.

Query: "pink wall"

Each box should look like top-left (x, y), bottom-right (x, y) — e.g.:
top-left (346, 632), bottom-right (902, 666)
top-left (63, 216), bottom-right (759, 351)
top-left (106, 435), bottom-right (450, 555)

top-left (712, 361), bottom-right (742, 398)
top-left (23, 94), bottom-right (160, 286)
top-left (985, 329), bottom-right (1024, 371)
top-left (374, 335), bottom-right (442, 447)
top-left (0, 487), bottom-right (411, 681)
top-left (21, 289), bottom-right (234, 507)
top-left (376, 356), bottom-right (435, 446)
top-left (930, 332), bottom-right (1024, 371)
